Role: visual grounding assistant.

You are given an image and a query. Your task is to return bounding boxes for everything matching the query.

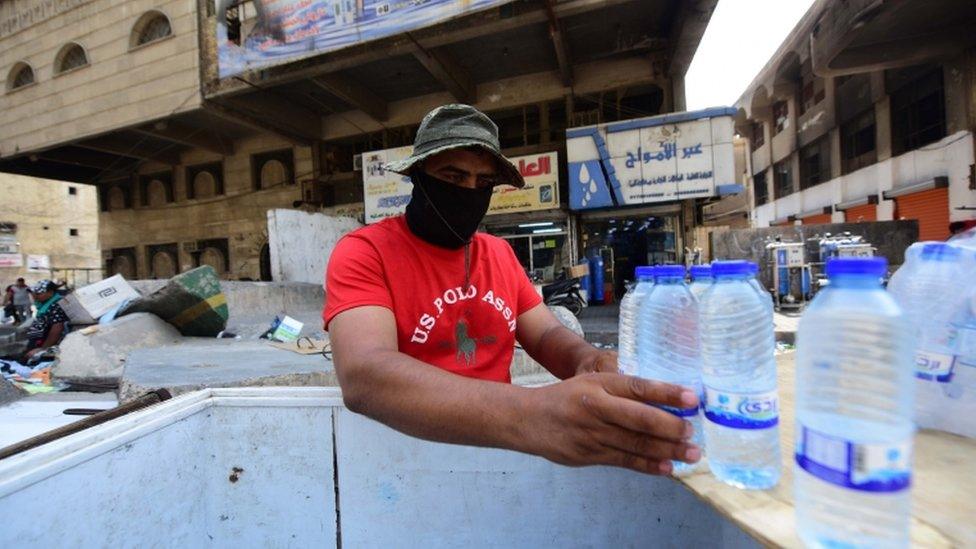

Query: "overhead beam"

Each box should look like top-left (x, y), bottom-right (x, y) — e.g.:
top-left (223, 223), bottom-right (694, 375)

top-left (75, 134), bottom-right (181, 165)
top-left (220, 88), bottom-right (323, 143)
top-left (542, 0), bottom-right (573, 87)
top-left (134, 121), bottom-right (234, 156)
top-left (36, 148), bottom-right (138, 172)
top-left (409, 39), bottom-right (476, 103)
top-left (311, 73), bottom-right (388, 121)
top-left (202, 100), bottom-right (316, 147)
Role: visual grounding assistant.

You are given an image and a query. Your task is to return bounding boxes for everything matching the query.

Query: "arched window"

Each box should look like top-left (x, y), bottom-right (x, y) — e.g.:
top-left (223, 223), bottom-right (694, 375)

top-left (54, 43), bottom-right (89, 74)
top-left (131, 11), bottom-right (172, 48)
top-left (6, 62), bottom-right (35, 91)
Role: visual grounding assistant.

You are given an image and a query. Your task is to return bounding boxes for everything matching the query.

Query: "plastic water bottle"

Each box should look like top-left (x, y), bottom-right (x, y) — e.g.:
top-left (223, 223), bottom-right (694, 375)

top-left (688, 265), bottom-right (713, 300)
top-left (795, 257), bottom-right (915, 548)
top-left (638, 264), bottom-right (703, 475)
top-left (888, 242), bottom-right (976, 437)
top-left (699, 260), bottom-right (780, 489)
top-left (617, 266), bottom-right (655, 376)
top-left (745, 262), bottom-right (774, 316)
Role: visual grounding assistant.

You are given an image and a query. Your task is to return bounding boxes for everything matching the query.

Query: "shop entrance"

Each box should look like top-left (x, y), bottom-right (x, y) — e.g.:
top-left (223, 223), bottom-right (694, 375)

top-left (581, 213), bottom-right (679, 300)
top-left (485, 221), bottom-right (570, 283)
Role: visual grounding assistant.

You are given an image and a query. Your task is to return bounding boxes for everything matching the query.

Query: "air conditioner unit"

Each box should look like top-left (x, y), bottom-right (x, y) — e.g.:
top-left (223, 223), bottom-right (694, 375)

top-left (353, 154), bottom-right (363, 171)
top-left (182, 241), bottom-right (199, 253)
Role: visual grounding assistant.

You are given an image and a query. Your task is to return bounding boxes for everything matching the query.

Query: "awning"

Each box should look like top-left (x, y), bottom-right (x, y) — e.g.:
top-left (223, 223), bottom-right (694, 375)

top-left (883, 176), bottom-right (948, 200)
top-left (835, 194), bottom-right (879, 211)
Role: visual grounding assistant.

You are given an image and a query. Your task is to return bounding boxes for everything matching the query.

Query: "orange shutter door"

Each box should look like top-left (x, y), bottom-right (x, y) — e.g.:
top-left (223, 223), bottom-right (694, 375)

top-left (845, 203), bottom-right (877, 223)
top-left (801, 213), bottom-right (832, 225)
top-left (896, 187), bottom-right (950, 241)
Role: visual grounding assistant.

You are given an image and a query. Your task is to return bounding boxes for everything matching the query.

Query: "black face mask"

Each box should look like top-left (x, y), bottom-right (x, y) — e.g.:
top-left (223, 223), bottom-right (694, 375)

top-left (405, 170), bottom-right (493, 249)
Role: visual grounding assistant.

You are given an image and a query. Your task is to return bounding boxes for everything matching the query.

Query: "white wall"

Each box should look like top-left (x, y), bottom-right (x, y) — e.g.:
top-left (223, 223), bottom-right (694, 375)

top-left (267, 209), bottom-right (362, 285)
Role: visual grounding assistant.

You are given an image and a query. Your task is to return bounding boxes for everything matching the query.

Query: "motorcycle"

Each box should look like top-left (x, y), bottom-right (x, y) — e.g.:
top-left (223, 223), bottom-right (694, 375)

top-left (542, 276), bottom-right (586, 316)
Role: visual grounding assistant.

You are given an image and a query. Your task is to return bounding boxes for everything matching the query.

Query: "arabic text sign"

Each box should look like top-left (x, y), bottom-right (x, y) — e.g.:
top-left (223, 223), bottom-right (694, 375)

top-left (0, 253), bottom-right (23, 268)
top-left (26, 254), bottom-right (49, 272)
top-left (216, 0), bottom-right (514, 78)
top-left (362, 148), bottom-right (560, 224)
top-left (566, 108), bottom-right (736, 210)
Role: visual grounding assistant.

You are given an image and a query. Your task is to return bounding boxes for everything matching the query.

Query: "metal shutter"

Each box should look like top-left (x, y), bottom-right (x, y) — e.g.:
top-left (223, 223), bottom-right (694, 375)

top-left (801, 213), bottom-right (833, 225)
top-left (895, 187), bottom-right (950, 241)
top-left (845, 203), bottom-right (877, 223)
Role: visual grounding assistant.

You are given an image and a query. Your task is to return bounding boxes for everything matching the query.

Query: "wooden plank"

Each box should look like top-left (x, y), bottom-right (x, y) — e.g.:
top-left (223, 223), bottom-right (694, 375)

top-left (675, 351), bottom-right (972, 548)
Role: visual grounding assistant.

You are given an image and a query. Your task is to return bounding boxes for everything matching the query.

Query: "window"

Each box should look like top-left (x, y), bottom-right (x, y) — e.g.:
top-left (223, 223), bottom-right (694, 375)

top-left (131, 11), bottom-right (172, 48)
top-left (69, 228), bottom-right (78, 236)
top-left (841, 109), bottom-right (877, 174)
top-left (773, 101), bottom-right (789, 134)
top-left (890, 67), bottom-right (946, 156)
top-left (799, 138), bottom-right (831, 190)
top-left (68, 186), bottom-right (77, 195)
top-left (799, 74), bottom-right (826, 116)
top-left (751, 121), bottom-right (765, 148)
top-left (773, 160), bottom-right (793, 199)
top-left (54, 43), bottom-right (89, 74)
top-left (6, 62), bottom-right (35, 92)
top-left (753, 171), bottom-right (769, 207)
top-left (139, 171), bottom-right (175, 206)
top-left (186, 162), bottom-right (224, 199)
top-left (251, 149), bottom-right (294, 190)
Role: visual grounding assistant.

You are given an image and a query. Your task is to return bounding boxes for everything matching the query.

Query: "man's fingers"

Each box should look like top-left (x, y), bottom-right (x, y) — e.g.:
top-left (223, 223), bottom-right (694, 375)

top-left (592, 351), bottom-right (620, 373)
top-left (601, 374), bottom-right (698, 410)
top-left (597, 428), bottom-right (701, 464)
top-left (581, 389), bottom-right (692, 441)
top-left (601, 451), bottom-right (673, 476)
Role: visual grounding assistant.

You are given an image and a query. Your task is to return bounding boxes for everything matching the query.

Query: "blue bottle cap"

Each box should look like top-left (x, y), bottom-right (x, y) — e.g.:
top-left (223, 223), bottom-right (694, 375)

top-left (635, 266), bottom-right (655, 278)
top-left (689, 265), bottom-right (713, 279)
top-left (656, 264), bottom-right (686, 278)
top-left (711, 260), bottom-right (753, 276)
top-left (825, 257), bottom-right (887, 277)
top-left (920, 242), bottom-right (961, 261)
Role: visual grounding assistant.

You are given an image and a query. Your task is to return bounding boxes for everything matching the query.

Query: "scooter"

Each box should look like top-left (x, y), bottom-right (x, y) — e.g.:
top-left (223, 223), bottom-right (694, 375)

top-left (542, 277), bottom-right (586, 316)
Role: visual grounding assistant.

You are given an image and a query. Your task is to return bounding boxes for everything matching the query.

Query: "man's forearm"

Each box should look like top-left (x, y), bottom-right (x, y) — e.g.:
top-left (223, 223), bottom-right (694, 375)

top-left (341, 350), bottom-right (536, 452)
top-left (528, 325), bottom-right (604, 380)
top-left (40, 323), bottom-right (64, 348)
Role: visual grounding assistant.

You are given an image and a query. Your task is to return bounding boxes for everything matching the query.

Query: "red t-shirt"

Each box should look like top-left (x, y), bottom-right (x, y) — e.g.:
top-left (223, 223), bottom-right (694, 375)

top-left (323, 216), bottom-right (542, 383)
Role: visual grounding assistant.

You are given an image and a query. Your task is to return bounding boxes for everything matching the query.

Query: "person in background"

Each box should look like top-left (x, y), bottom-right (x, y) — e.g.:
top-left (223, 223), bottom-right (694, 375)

top-left (3, 277), bottom-right (33, 324)
top-left (24, 279), bottom-right (69, 360)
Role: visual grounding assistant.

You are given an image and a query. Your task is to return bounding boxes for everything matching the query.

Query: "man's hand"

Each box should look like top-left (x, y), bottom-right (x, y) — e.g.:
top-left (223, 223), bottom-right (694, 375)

top-left (518, 373), bottom-right (701, 475)
top-left (25, 347), bottom-right (42, 359)
top-left (575, 349), bottom-right (619, 375)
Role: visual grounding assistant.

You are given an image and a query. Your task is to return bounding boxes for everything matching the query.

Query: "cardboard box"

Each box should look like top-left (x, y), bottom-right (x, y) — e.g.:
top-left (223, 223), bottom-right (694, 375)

top-left (59, 275), bottom-right (140, 325)
top-left (566, 263), bottom-right (590, 279)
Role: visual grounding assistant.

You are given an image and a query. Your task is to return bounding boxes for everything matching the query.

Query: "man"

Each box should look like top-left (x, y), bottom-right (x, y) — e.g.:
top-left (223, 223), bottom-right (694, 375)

top-left (3, 278), bottom-right (33, 324)
top-left (24, 279), bottom-right (69, 359)
top-left (325, 104), bottom-right (700, 475)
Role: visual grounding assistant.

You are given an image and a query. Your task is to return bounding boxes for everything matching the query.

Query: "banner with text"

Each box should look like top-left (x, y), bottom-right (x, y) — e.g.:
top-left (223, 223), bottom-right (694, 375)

top-left (216, 0), bottom-right (514, 78)
top-left (362, 148), bottom-right (560, 224)
top-left (565, 107), bottom-right (736, 210)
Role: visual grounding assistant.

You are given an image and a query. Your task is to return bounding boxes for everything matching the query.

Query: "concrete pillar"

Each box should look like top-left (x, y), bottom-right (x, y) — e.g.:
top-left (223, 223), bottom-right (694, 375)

top-left (672, 74), bottom-right (686, 112)
top-left (829, 127), bottom-right (842, 179)
top-left (875, 97), bottom-right (892, 162)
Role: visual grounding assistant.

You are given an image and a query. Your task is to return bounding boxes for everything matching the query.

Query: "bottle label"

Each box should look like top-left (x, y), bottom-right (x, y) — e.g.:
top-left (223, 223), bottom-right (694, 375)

top-left (660, 405), bottom-right (700, 418)
top-left (702, 387), bottom-right (778, 430)
top-left (795, 425), bottom-right (911, 493)
top-left (914, 350), bottom-right (955, 382)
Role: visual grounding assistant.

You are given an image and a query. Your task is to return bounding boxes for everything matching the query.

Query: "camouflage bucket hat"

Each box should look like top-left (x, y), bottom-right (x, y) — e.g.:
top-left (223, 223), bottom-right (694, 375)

top-left (384, 104), bottom-right (525, 188)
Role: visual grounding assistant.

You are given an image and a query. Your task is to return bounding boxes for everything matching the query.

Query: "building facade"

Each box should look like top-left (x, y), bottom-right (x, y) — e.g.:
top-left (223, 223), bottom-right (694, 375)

top-left (0, 173), bottom-right (101, 286)
top-left (0, 0), bottom-right (723, 291)
top-left (726, 0), bottom-right (976, 241)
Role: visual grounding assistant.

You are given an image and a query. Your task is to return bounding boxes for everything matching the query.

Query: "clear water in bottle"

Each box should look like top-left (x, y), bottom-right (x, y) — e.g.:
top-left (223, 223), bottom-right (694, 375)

top-left (795, 257), bottom-right (915, 548)
top-left (617, 266), bottom-right (655, 376)
top-left (888, 242), bottom-right (976, 438)
top-left (638, 264), bottom-right (703, 475)
top-left (746, 261), bottom-right (774, 317)
top-left (688, 265), bottom-right (713, 300)
top-left (699, 260), bottom-right (780, 489)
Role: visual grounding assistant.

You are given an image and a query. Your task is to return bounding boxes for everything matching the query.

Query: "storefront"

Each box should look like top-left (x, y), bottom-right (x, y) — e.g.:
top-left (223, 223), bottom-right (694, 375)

top-left (482, 211), bottom-right (573, 282)
top-left (577, 205), bottom-right (681, 299)
top-left (835, 195), bottom-right (879, 223)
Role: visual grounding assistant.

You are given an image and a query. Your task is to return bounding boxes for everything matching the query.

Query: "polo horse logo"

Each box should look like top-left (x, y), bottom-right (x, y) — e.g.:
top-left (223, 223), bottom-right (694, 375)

top-left (453, 319), bottom-right (497, 367)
